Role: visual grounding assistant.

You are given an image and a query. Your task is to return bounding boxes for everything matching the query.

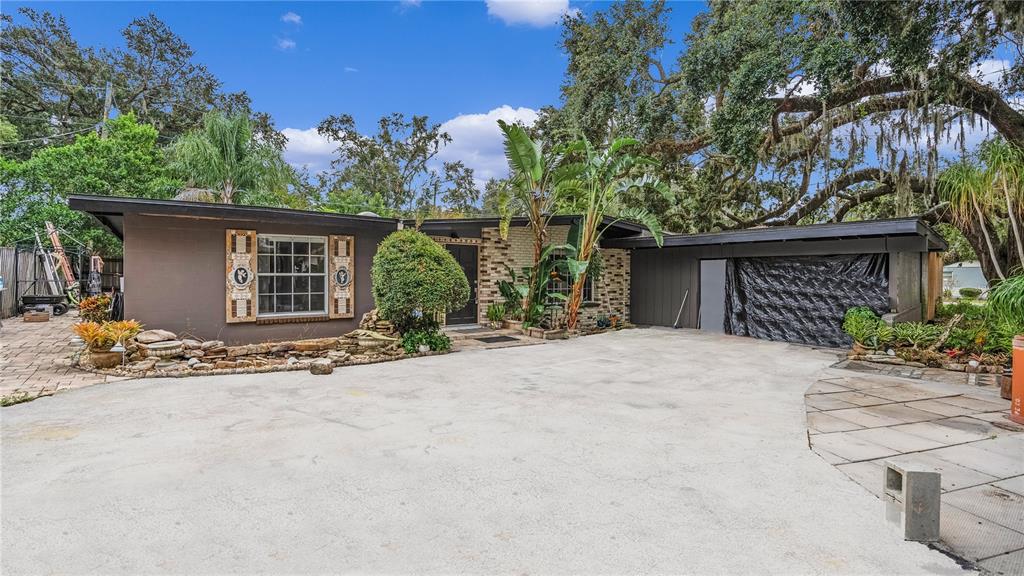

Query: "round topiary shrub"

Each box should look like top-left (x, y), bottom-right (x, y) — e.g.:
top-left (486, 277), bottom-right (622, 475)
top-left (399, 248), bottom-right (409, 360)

top-left (957, 287), bottom-right (983, 299)
top-left (371, 229), bottom-right (470, 333)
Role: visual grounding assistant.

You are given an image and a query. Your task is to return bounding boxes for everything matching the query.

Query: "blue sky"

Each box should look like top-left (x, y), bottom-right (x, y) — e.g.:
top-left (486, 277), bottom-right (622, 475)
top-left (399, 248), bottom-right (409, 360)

top-left (5, 1), bottom-right (705, 181)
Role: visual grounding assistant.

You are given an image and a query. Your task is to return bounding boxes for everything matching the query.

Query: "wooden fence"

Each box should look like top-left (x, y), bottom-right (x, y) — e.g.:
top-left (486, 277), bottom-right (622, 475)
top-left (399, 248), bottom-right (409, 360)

top-left (0, 246), bottom-right (123, 318)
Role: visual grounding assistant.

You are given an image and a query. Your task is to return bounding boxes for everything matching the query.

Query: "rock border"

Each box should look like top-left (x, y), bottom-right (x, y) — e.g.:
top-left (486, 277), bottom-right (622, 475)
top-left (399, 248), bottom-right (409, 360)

top-left (74, 348), bottom-right (452, 380)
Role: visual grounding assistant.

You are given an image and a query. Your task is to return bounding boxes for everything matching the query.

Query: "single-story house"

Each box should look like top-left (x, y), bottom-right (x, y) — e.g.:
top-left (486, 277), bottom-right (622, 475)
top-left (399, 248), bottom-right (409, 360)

top-left (69, 195), bottom-right (945, 348)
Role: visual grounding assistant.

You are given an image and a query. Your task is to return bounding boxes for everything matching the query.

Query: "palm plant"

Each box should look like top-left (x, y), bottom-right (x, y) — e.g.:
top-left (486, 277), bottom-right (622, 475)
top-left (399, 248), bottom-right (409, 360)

top-left (497, 120), bottom-right (583, 317)
top-left (939, 161), bottom-right (1005, 280)
top-left (981, 139), bottom-right (1024, 267)
top-left (169, 111), bottom-right (290, 204)
top-left (561, 136), bottom-right (668, 331)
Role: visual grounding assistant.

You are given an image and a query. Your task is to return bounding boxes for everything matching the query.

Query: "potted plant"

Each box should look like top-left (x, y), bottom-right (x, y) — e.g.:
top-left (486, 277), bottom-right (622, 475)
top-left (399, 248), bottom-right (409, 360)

top-left (72, 320), bottom-right (142, 369)
top-left (72, 321), bottom-right (118, 368)
top-left (486, 302), bottom-right (506, 329)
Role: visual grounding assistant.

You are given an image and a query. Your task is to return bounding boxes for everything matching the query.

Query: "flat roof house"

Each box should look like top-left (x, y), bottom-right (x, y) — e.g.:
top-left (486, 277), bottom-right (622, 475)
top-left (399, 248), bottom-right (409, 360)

top-left (71, 195), bottom-right (945, 348)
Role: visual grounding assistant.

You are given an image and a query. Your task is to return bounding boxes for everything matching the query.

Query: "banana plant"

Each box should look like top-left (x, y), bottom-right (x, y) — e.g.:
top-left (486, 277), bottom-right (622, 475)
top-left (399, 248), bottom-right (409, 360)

top-left (497, 120), bottom-right (585, 319)
top-left (561, 136), bottom-right (670, 330)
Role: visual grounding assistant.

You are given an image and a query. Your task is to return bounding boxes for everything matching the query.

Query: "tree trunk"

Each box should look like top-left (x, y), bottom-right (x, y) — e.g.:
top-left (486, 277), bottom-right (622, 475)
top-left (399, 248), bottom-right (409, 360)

top-left (222, 181), bottom-right (235, 204)
top-left (1002, 184), bottom-right (1024, 269)
top-left (565, 271), bottom-right (587, 331)
top-left (971, 196), bottom-right (1006, 280)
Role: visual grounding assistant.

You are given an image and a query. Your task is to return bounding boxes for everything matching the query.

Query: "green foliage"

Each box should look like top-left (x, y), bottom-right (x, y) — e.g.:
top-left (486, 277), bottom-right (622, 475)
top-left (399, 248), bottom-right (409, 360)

top-left (78, 295), bottom-right (111, 323)
top-left (988, 274), bottom-right (1024, 323)
top-left (371, 230), bottom-right (469, 333)
top-left (0, 114), bottom-right (178, 254)
top-left (957, 287), bottom-right (983, 299)
top-left (893, 322), bottom-right (942, 349)
top-left (316, 113), bottom-right (477, 213)
top-left (401, 328), bottom-right (452, 354)
top-left (1, 8), bottom-right (282, 160)
top-left (486, 303), bottom-right (506, 324)
top-left (168, 111), bottom-right (291, 205)
top-left (936, 301), bottom-right (988, 322)
top-left (842, 307), bottom-right (881, 347)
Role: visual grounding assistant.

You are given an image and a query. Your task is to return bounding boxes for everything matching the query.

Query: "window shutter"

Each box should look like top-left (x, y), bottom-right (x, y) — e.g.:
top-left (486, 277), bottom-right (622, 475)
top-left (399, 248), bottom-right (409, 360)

top-left (225, 229), bottom-right (257, 323)
top-left (328, 235), bottom-right (354, 319)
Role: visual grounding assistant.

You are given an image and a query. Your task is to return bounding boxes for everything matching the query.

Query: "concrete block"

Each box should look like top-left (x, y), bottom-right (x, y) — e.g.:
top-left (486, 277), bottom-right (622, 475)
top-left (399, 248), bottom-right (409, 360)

top-left (884, 460), bottom-right (941, 542)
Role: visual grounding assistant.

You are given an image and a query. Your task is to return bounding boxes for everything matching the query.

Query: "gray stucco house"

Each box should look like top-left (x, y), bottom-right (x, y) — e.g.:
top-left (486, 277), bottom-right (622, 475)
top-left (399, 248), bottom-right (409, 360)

top-left (70, 195), bottom-right (945, 347)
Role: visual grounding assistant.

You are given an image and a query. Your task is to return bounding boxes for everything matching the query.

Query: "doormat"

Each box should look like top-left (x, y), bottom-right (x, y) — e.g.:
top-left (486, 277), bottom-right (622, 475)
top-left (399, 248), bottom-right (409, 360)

top-left (475, 335), bottom-right (519, 344)
top-left (449, 326), bottom-right (493, 334)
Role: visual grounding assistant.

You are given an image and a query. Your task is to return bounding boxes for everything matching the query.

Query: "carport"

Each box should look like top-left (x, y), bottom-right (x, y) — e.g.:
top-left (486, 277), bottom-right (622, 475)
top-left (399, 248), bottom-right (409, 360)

top-left (605, 218), bottom-right (947, 348)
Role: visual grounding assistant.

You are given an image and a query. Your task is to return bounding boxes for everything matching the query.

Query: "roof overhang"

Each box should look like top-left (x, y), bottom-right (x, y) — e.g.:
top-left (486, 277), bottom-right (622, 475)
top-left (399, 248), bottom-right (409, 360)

top-left (603, 218), bottom-right (947, 251)
top-left (414, 215), bottom-right (646, 240)
top-left (68, 195), bottom-right (401, 241)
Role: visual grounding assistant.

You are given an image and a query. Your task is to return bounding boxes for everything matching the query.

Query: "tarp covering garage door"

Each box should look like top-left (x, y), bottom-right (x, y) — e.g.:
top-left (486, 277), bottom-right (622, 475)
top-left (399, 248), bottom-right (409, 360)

top-left (723, 254), bottom-right (889, 348)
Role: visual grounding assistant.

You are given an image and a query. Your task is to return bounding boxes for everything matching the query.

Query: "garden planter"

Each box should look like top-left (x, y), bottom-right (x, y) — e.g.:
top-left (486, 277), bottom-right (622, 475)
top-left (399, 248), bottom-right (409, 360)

top-left (143, 340), bottom-right (184, 358)
top-left (89, 350), bottom-right (122, 369)
top-left (527, 327), bottom-right (546, 339)
top-left (542, 329), bottom-right (568, 340)
top-left (503, 320), bottom-right (523, 332)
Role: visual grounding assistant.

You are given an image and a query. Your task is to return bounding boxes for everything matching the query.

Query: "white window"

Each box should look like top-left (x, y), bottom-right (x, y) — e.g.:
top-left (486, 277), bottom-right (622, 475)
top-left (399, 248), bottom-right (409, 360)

top-left (256, 235), bottom-right (327, 316)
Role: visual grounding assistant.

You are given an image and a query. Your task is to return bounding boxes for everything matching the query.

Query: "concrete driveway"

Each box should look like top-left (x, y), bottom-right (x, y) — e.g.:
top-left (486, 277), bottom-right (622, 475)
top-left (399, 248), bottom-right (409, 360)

top-left (2, 329), bottom-right (971, 575)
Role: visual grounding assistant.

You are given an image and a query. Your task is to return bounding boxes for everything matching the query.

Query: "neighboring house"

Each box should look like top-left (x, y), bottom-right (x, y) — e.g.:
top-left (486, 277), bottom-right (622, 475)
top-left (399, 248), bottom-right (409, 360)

top-left (943, 261), bottom-right (989, 299)
top-left (70, 195), bottom-right (945, 348)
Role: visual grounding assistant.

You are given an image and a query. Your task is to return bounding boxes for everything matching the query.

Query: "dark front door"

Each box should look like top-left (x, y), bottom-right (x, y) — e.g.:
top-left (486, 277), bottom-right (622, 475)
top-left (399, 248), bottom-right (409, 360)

top-left (445, 244), bottom-right (478, 324)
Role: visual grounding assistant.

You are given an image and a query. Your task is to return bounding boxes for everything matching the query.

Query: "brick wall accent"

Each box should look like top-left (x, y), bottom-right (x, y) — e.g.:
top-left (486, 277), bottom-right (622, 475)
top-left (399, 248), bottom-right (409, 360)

top-left (478, 225), bottom-right (630, 327)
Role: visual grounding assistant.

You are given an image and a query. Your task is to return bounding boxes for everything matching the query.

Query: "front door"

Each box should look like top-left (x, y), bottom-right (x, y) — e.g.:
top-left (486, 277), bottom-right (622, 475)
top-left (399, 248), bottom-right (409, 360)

top-left (445, 244), bottom-right (478, 324)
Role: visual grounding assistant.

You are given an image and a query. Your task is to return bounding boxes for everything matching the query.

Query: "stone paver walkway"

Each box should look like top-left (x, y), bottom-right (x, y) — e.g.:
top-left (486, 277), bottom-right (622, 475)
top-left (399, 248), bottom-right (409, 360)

top-left (806, 372), bottom-right (1024, 574)
top-left (444, 324), bottom-right (545, 352)
top-left (0, 313), bottom-right (129, 403)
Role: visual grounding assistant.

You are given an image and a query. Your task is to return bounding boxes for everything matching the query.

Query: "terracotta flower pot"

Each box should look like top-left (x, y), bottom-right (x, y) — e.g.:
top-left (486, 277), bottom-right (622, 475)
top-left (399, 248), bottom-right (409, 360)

top-left (89, 350), bottom-right (122, 369)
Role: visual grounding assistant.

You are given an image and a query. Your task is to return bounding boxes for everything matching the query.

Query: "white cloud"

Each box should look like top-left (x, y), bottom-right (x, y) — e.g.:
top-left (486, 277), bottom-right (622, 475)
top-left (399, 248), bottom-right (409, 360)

top-left (282, 127), bottom-right (337, 173)
top-left (485, 0), bottom-right (575, 27)
top-left (281, 11), bottom-right (302, 25)
top-left (276, 37), bottom-right (296, 51)
top-left (344, 66), bottom-right (359, 73)
top-left (400, 0), bottom-right (422, 7)
top-left (434, 105), bottom-right (540, 184)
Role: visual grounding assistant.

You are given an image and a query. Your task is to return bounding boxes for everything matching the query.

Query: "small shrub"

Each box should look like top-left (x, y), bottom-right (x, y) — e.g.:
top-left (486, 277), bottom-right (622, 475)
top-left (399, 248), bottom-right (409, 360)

top-left (936, 301), bottom-right (988, 321)
top-left (842, 307), bottom-right (881, 347)
top-left (401, 328), bottom-right (452, 354)
top-left (105, 320), bottom-right (143, 344)
top-left (958, 287), bottom-right (983, 299)
top-left (78, 295), bottom-right (111, 322)
top-left (72, 322), bottom-right (115, 351)
top-left (486, 303), bottom-right (506, 323)
top-left (371, 230), bottom-right (470, 333)
top-left (893, 322), bottom-right (942, 349)
top-left (875, 323), bottom-right (896, 348)
top-left (71, 319), bottom-right (143, 351)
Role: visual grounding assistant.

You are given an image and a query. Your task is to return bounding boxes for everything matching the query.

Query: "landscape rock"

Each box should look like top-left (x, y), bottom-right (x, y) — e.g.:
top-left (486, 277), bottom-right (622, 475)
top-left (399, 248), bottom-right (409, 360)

top-left (184, 349), bottom-right (205, 359)
top-left (270, 342), bottom-right (296, 354)
top-left (182, 339), bottom-right (203, 350)
top-left (287, 356), bottom-right (299, 366)
top-left (200, 340), bottom-right (224, 351)
top-left (187, 357), bottom-right (201, 367)
top-left (214, 360), bottom-right (238, 370)
top-left (191, 362), bottom-right (212, 370)
top-left (310, 359), bottom-right (334, 375)
top-left (155, 360), bottom-right (181, 370)
top-left (136, 329), bottom-right (177, 344)
top-left (292, 338), bottom-right (338, 352)
top-left (129, 358), bottom-right (158, 372)
top-left (326, 350), bottom-right (351, 365)
top-left (226, 343), bottom-right (272, 357)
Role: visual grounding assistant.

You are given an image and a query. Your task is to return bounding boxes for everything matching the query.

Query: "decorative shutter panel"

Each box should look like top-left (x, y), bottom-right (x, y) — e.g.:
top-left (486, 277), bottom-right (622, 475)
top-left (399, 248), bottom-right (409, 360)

top-left (328, 235), bottom-right (355, 319)
top-left (225, 229), bottom-right (257, 323)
